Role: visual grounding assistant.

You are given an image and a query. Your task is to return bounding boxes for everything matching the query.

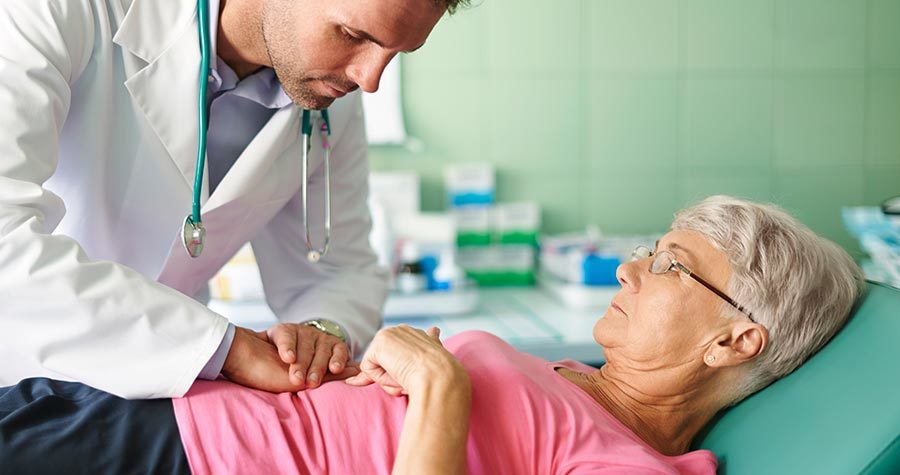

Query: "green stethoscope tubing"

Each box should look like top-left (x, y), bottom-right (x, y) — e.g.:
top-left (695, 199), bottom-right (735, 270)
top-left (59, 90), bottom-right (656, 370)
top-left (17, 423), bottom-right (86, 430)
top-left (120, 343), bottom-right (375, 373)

top-left (185, 0), bottom-right (332, 261)
top-left (192, 0), bottom-right (211, 226)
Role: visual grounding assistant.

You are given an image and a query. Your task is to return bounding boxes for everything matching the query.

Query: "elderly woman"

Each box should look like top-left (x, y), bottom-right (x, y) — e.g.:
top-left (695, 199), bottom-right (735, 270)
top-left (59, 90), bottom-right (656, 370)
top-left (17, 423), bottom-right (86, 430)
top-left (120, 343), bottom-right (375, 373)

top-left (1, 196), bottom-right (863, 474)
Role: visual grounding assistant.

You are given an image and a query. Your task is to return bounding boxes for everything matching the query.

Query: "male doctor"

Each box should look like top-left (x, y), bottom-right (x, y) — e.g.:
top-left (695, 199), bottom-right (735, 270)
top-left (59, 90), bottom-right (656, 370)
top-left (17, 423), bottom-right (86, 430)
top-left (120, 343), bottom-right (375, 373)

top-left (0, 0), bottom-right (459, 398)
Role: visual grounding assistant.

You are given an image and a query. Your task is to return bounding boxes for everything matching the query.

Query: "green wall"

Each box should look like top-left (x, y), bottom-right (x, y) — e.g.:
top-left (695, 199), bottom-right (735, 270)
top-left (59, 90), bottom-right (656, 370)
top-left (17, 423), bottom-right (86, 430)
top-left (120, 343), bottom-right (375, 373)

top-left (368, 0), bottom-right (900, 253)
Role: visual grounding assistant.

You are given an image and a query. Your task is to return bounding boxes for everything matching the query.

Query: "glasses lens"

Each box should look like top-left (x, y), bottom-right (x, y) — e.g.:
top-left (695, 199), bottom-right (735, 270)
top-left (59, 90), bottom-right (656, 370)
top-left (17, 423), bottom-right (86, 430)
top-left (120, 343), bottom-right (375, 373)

top-left (650, 251), bottom-right (673, 274)
top-left (632, 246), bottom-right (651, 261)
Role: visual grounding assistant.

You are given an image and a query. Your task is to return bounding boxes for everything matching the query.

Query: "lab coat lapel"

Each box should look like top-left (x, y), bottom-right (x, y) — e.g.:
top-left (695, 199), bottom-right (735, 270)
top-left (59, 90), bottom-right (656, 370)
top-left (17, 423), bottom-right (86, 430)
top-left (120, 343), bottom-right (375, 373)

top-left (153, 107), bottom-right (307, 297)
top-left (116, 0), bottom-right (210, 204)
top-left (202, 106), bottom-right (303, 213)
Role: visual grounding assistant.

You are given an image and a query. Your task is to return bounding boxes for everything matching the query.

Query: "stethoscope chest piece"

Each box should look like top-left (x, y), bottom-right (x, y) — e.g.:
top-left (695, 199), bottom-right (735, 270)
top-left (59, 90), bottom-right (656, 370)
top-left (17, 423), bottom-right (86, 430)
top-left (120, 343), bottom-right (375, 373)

top-left (182, 215), bottom-right (206, 258)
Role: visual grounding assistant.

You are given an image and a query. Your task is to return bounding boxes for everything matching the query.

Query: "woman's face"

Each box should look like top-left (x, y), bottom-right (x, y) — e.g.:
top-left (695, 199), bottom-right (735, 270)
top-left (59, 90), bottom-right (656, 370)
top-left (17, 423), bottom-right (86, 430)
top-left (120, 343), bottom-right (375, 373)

top-left (594, 230), bottom-right (736, 371)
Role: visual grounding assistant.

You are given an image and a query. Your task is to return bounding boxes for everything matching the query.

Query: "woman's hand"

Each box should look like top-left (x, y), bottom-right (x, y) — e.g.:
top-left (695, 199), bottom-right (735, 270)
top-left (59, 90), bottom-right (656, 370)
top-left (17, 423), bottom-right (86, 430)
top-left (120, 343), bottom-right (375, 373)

top-left (347, 325), bottom-right (472, 475)
top-left (344, 325), bottom-right (467, 397)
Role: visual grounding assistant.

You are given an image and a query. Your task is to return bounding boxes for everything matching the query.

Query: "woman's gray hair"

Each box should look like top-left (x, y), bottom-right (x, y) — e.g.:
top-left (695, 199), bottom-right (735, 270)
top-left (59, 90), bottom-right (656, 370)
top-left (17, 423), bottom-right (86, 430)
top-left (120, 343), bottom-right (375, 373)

top-left (672, 195), bottom-right (865, 405)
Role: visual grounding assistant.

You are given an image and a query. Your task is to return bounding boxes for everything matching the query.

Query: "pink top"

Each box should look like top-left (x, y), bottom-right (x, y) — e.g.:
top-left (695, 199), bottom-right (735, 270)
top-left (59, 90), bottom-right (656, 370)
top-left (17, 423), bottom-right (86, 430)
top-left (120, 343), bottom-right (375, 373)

top-left (173, 331), bottom-right (717, 474)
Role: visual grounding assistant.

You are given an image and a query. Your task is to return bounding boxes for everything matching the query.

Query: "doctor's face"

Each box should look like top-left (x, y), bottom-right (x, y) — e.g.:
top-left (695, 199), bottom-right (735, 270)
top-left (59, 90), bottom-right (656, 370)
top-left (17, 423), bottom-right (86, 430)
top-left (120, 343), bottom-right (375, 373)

top-left (262, 0), bottom-right (445, 109)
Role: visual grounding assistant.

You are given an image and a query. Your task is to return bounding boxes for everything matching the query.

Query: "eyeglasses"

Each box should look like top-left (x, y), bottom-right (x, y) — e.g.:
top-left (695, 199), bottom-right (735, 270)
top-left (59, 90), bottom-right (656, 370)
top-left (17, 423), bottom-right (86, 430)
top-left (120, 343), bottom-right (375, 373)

top-left (631, 245), bottom-right (757, 323)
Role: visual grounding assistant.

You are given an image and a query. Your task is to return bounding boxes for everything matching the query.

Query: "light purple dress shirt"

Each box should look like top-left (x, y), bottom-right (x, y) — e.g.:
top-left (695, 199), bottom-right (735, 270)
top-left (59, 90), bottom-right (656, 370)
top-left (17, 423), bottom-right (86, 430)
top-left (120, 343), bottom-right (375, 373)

top-left (198, 0), bottom-right (291, 380)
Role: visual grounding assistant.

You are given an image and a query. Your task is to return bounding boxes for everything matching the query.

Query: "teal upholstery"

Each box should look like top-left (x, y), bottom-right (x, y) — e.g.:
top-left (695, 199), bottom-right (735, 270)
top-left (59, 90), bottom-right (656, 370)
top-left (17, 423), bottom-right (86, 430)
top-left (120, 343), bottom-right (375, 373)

top-left (694, 281), bottom-right (900, 474)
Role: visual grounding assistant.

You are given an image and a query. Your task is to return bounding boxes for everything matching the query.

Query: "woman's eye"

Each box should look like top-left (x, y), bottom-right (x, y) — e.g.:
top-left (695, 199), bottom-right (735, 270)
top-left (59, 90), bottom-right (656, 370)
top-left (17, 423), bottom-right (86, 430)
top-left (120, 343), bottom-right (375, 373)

top-left (659, 262), bottom-right (678, 277)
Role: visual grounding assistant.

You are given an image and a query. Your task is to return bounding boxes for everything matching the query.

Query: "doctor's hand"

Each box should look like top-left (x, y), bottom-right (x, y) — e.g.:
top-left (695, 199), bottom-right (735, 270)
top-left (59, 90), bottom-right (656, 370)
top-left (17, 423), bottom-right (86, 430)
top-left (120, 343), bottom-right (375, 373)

top-left (344, 325), bottom-right (469, 398)
top-left (265, 323), bottom-right (351, 389)
top-left (222, 326), bottom-right (359, 393)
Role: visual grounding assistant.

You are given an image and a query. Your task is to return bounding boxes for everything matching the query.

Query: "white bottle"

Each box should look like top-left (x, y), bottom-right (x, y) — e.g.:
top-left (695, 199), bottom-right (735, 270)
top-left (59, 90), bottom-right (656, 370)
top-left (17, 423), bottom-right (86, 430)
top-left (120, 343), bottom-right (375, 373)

top-left (432, 248), bottom-right (466, 291)
top-left (395, 241), bottom-right (427, 294)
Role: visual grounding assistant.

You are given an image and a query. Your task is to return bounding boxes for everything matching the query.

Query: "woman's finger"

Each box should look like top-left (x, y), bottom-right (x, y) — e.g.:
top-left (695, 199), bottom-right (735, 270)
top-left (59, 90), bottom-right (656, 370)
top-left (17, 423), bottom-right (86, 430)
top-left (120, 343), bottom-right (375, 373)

top-left (344, 372), bottom-right (372, 386)
top-left (321, 364), bottom-right (360, 382)
top-left (384, 386), bottom-right (403, 397)
top-left (354, 359), bottom-right (406, 396)
top-left (426, 326), bottom-right (443, 345)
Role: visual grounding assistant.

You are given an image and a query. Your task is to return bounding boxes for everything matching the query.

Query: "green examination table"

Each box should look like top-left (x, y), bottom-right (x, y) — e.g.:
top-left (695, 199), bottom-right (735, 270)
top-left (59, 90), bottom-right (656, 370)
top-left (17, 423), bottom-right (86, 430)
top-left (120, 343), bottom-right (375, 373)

top-left (694, 281), bottom-right (900, 474)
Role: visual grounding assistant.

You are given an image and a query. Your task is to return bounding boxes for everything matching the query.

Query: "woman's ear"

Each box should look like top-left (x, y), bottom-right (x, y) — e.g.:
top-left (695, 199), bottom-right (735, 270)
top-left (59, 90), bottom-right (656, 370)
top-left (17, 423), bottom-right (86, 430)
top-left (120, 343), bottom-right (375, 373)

top-left (704, 322), bottom-right (768, 368)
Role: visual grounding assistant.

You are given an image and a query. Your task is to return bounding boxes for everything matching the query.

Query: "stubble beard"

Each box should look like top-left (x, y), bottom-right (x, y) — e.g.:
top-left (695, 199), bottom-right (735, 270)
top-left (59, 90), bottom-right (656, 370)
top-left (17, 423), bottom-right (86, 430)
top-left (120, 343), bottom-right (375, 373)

top-left (260, 5), bottom-right (335, 110)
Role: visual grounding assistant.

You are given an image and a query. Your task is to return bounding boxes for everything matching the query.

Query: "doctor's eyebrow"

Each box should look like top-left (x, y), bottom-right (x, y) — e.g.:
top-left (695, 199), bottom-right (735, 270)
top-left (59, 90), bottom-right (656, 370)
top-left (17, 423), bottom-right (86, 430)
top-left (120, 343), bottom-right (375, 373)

top-left (345, 26), bottom-right (426, 53)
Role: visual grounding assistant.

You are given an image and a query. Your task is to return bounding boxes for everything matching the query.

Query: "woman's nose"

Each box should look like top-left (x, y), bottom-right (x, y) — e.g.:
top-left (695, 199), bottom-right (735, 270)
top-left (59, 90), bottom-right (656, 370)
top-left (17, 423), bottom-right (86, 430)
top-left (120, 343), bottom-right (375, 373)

top-left (616, 260), bottom-right (643, 292)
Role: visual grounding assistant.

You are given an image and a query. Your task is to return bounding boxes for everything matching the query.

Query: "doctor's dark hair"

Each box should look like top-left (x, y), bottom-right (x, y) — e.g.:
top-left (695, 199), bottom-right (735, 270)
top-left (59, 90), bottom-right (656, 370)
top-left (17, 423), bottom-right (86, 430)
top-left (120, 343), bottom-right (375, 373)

top-left (437, 0), bottom-right (472, 14)
top-left (672, 195), bottom-right (865, 406)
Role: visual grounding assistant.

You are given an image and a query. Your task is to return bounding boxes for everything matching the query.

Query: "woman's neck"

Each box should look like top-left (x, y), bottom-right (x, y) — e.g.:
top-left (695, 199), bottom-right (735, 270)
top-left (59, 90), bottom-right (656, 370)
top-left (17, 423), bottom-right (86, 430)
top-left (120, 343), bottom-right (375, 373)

top-left (556, 365), bottom-right (721, 456)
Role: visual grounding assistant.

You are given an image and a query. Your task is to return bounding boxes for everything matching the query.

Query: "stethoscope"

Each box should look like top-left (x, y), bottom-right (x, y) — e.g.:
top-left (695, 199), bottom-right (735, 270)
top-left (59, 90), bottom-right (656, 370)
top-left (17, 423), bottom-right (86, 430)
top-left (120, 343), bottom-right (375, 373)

top-left (183, 0), bottom-right (332, 263)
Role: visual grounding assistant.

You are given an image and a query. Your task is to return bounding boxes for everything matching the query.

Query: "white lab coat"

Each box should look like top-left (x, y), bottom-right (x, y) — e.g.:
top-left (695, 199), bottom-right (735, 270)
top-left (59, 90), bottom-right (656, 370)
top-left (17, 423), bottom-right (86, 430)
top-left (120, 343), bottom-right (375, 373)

top-left (0, 0), bottom-right (388, 398)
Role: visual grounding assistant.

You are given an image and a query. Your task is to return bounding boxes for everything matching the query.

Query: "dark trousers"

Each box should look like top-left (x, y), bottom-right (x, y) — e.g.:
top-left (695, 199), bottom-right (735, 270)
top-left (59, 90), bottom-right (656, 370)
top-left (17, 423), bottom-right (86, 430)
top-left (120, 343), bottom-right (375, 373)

top-left (0, 378), bottom-right (191, 475)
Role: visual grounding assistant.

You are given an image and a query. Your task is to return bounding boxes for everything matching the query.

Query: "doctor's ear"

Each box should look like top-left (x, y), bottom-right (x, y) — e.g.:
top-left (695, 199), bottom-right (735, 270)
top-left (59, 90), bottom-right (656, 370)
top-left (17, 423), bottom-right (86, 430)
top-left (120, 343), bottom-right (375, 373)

top-left (705, 322), bottom-right (767, 368)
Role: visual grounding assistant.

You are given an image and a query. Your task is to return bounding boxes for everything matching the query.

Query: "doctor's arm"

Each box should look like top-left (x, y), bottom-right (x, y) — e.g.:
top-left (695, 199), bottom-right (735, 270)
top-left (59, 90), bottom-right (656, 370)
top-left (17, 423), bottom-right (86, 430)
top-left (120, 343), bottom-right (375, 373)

top-left (0, 0), bottom-right (245, 398)
top-left (251, 94), bottom-right (389, 386)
